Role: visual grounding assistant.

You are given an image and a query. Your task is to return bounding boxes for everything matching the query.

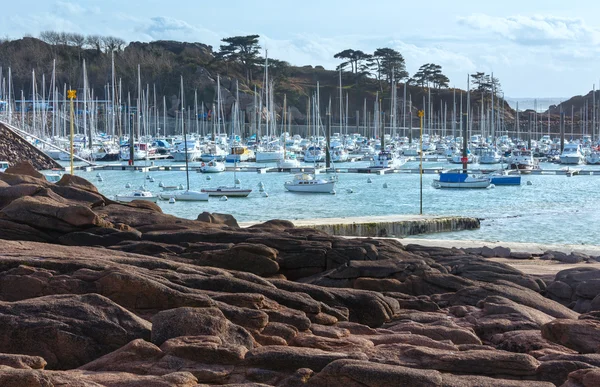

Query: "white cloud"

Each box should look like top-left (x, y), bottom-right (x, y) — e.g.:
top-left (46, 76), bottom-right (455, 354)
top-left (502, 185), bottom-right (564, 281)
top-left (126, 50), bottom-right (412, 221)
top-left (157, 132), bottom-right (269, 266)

top-left (55, 1), bottom-right (85, 15)
top-left (458, 14), bottom-right (600, 46)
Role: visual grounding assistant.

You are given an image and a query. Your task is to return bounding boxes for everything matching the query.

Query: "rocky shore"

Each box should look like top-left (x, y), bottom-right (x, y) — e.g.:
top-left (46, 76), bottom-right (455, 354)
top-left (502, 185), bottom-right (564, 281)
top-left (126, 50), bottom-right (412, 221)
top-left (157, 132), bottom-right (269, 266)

top-left (0, 122), bottom-right (61, 170)
top-left (1, 162), bottom-right (600, 387)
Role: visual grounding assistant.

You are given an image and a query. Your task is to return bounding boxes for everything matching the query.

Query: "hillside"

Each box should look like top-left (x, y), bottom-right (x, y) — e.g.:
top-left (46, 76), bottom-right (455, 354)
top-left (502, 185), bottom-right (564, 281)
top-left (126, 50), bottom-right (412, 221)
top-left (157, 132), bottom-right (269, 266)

top-left (0, 37), bottom-right (515, 133)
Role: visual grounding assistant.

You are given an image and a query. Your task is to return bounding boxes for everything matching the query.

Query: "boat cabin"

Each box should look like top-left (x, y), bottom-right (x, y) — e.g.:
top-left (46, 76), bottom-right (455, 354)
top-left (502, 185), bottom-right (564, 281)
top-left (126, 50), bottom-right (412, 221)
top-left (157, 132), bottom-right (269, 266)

top-left (0, 161), bottom-right (9, 172)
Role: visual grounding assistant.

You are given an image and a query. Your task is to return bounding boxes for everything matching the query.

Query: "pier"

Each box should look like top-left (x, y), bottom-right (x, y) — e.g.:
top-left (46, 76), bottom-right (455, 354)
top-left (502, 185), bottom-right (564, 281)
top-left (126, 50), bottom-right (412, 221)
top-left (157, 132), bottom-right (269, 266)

top-left (241, 215), bottom-right (480, 237)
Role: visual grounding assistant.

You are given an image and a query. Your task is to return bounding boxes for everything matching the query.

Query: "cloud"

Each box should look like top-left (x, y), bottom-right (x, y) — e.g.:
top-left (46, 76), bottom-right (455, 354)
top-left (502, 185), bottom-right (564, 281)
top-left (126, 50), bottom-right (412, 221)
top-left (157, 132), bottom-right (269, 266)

top-left (55, 1), bottom-right (85, 15)
top-left (458, 14), bottom-right (600, 46)
top-left (137, 16), bottom-right (221, 46)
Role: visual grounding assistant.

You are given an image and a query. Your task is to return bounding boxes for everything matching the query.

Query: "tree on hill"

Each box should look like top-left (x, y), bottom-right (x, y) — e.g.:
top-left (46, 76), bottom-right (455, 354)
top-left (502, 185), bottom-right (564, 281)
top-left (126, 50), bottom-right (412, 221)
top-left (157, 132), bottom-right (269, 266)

top-left (371, 48), bottom-right (408, 89)
top-left (216, 35), bottom-right (261, 83)
top-left (411, 63), bottom-right (449, 89)
top-left (333, 49), bottom-right (372, 75)
top-left (471, 72), bottom-right (501, 94)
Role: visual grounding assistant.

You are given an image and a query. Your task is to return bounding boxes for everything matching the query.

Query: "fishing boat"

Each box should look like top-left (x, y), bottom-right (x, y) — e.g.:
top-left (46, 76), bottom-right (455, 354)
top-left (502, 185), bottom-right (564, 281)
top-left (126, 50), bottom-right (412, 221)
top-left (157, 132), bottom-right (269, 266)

top-left (199, 160), bottom-right (226, 173)
top-left (115, 188), bottom-right (159, 203)
top-left (432, 170), bottom-right (491, 189)
top-left (225, 145), bottom-right (253, 163)
top-left (284, 173), bottom-right (336, 193)
top-left (0, 161), bottom-right (9, 172)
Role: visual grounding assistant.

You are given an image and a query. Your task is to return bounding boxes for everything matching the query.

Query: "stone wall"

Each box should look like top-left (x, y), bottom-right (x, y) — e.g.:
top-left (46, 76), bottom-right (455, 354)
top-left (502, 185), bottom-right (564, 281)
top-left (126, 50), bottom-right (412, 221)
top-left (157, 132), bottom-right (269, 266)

top-left (0, 123), bottom-right (61, 170)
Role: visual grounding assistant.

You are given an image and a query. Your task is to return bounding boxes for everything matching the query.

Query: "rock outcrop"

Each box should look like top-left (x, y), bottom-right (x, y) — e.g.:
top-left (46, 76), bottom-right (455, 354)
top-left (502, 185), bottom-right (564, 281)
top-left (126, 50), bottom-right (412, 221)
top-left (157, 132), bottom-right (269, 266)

top-left (0, 123), bottom-right (61, 170)
top-left (0, 166), bottom-right (597, 386)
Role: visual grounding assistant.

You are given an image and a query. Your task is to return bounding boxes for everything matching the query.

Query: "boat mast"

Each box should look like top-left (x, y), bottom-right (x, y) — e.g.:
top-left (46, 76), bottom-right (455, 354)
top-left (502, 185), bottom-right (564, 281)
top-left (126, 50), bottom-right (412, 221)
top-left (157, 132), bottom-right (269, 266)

top-left (463, 75), bottom-right (470, 173)
top-left (181, 76), bottom-right (189, 191)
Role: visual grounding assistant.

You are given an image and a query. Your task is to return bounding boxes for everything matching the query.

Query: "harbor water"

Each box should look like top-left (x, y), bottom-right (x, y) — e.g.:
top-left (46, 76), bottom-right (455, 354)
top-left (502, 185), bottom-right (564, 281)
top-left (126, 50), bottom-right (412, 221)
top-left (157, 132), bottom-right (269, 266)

top-left (63, 159), bottom-right (600, 246)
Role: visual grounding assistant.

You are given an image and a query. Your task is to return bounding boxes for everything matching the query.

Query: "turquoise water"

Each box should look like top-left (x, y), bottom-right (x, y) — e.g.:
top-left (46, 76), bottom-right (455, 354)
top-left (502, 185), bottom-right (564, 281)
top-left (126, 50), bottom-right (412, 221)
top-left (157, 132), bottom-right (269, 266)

top-left (64, 159), bottom-right (600, 245)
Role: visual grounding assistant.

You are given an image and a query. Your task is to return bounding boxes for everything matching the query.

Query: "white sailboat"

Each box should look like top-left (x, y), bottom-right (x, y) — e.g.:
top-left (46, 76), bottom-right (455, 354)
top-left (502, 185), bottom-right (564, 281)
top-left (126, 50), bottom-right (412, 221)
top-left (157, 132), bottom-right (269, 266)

top-left (115, 65), bottom-right (158, 203)
top-left (159, 76), bottom-right (208, 201)
top-left (277, 95), bottom-right (300, 168)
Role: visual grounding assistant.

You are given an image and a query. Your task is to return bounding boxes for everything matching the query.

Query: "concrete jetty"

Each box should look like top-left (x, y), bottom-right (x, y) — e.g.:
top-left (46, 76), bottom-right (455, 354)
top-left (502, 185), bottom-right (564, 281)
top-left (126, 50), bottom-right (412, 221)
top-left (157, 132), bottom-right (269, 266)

top-left (241, 214), bottom-right (480, 237)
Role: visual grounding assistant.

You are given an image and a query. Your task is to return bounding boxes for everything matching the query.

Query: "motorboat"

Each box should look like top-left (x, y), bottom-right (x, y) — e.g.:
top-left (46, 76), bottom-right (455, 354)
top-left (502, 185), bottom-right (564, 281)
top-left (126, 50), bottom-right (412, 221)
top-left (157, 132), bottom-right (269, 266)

top-left (198, 160), bottom-right (226, 173)
top-left (304, 146), bottom-right (325, 163)
top-left (277, 154), bottom-right (301, 169)
top-left (284, 173), bottom-right (336, 193)
top-left (432, 171), bottom-right (491, 189)
top-left (115, 189), bottom-right (159, 203)
top-left (559, 143), bottom-right (584, 165)
top-left (170, 139), bottom-right (202, 162)
top-left (450, 151), bottom-right (479, 164)
top-left (0, 160), bottom-right (9, 172)
top-left (158, 189), bottom-right (209, 201)
top-left (479, 148), bottom-right (502, 164)
top-left (509, 149), bottom-right (540, 174)
top-left (368, 151), bottom-right (406, 169)
top-left (255, 142), bottom-right (285, 162)
top-left (200, 143), bottom-right (227, 161)
top-left (225, 145), bottom-right (253, 163)
top-left (586, 149), bottom-right (600, 165)
top-left (486, 169), bottom-right (521, 186)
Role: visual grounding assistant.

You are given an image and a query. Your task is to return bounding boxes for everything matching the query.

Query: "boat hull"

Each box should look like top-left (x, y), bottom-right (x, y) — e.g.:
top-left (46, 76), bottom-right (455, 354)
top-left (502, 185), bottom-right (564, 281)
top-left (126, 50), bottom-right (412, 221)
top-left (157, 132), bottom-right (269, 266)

top-left (284, 181), bottom-right (335, 193)
top-left (158, 190), bottom-right (209, 201)
top-left (201, 188), bottom-right (252, 197)
top-left (489, 175), bottom-right (521, 185)
top-left (433, 180), bottom-right (490, 189)
top-left (115, 195), bottom-right (159, 203)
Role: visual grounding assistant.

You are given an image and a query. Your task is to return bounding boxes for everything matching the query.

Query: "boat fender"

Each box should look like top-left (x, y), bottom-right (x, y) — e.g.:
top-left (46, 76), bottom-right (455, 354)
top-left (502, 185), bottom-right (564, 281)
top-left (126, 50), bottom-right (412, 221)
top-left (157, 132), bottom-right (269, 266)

top-left (527, 181), bottom-right (532, 185)
top-left (201, 162), bottom-right (205, 166)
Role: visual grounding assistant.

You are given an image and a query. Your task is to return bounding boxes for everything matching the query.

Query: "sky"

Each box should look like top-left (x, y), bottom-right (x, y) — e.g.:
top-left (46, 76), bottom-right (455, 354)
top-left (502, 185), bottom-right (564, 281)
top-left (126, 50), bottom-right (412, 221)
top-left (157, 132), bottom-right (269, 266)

top-left (2, 0), bottom-right (600, 99)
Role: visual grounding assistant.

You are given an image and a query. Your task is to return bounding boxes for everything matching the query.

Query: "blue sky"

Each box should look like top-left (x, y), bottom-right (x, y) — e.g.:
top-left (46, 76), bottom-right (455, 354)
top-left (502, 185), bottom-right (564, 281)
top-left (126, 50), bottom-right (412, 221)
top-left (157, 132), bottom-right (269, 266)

top-left (2, 0), bottom-right (600, 99)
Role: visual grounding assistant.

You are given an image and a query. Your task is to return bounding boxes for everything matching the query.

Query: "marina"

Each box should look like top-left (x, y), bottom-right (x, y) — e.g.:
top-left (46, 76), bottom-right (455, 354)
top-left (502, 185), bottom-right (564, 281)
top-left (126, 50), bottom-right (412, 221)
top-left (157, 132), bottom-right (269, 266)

top-left (48, 157), bottom-right (600, 246)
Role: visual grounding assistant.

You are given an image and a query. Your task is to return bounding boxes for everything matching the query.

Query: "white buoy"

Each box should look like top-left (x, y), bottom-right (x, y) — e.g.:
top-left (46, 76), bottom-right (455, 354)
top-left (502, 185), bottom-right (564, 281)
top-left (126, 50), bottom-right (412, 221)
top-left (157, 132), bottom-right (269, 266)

top-left (146, 175), bottom-right (151, 180)
top-left (235, 178), bottom-right (241, 185)
top-left (346, 188), bottom-right (354, 193)
top-left (527, 181), bottom-right (533, 185)
top-left (96, 172), bottom-right (102, 178)
top-left (259, 186), bottom-right (265, 192)
top-left (261, 191), bottom-right (269, 197)
top-left (97, 176), bottom-right (103, 182)
top-left (178, 184), bottom-right (184, 190)
top-left (149, 177), bottom-right (155, 183)
top-left (158, 181), bottom-right (164, 187)
top-left (383, 183), bottom-right (388, 188)
top-left (220, 196), bottom-right (228, 201)
top-left (206, 175), bottom-right (212, 180)
top-left (125, 183), bottom-right (131, 189)
top-left (139, 185), bottom-right (146, 190)
top-left (330, 190), bottom-right (336, 195)
top-left (488, 184), bottom-right (496, 189)
top-left (367, 178), bottom-right (372, 183)
top-left (169, 197), bottom-right (176, 204)
top-left (258, 182), bottom-right (265, 188)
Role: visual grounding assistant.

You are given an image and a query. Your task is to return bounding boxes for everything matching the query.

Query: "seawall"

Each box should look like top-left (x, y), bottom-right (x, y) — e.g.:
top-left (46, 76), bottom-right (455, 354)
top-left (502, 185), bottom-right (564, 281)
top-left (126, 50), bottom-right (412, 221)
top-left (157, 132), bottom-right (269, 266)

top-left (241, 215), bottom-right (480, 237)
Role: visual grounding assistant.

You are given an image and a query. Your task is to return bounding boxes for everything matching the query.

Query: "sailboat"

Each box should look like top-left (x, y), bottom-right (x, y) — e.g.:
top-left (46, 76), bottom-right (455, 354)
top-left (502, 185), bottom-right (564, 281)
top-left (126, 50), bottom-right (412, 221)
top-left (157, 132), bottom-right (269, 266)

top-left (433, 74), bottom-right (490, 189)
top-left (201, 90), bottom-right (252, 197)
top-left (278, 95), bottom-right (301, 168)
top-left (159, 76), bottom-right (208, 201)
top-left (115, 65), bottom-right (159, 203)
top-left (284, 86), bottom-right (336, 194)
